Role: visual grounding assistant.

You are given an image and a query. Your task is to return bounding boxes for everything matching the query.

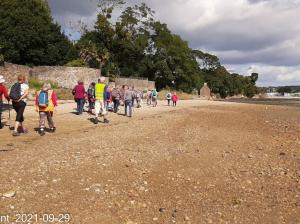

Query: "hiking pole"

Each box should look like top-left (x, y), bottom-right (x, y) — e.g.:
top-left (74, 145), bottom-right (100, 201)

top-left (8, 101), bottom-right (11, 130)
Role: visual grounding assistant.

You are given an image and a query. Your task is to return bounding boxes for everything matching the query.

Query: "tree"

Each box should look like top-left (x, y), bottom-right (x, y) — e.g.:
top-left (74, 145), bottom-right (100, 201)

top-left (277, 86), bottom-right (292, 95)
top-left (192, 50), bottom-right (221, 71)
top-left (76, 0), bottom-right (257, 95)
top-left (0, 0), bottom-right (77, 65)
top-left (80, 41), bottom-right (110, 76)
top-left (0, 45), bottom-right (4, 66)
top-left (250, 73), bottom-right (259, 84)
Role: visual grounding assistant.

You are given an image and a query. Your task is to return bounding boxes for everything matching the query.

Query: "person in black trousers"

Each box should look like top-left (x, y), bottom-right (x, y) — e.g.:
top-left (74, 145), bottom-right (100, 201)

top-left (11, 75), bottom-right (29, 136)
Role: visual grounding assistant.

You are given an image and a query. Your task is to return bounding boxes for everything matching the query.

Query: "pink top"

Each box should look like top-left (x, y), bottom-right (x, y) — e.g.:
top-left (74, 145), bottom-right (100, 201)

top-left (172, 95), bottom-right (179, 102)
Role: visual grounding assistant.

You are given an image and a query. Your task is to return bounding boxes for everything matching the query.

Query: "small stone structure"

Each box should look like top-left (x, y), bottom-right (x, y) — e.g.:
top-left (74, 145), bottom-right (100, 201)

top-left (199, 83), bottom-right (212, 100)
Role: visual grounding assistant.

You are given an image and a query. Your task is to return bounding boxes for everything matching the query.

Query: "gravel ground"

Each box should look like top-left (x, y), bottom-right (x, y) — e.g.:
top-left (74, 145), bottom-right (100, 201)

top-left (0, 100), bottom-right (299, 224)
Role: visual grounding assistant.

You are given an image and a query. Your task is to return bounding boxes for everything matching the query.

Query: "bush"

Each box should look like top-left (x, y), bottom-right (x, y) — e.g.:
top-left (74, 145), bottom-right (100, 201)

top-left (29, 79), bottom-right (59, 90)
top-left (55, 88), bottom-right (74, 100)
top-left (65, 59), bottom-right (86, 67)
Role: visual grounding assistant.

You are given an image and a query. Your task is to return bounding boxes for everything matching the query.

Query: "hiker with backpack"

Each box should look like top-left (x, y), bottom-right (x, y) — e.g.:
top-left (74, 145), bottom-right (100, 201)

top-left (105, 86), bottom-right (112, 111)
top-left (94, 77), bottom-right (109, 124)
top-left (131, 87), bottom-right (136, 108)
top-left (166, 92), bottom-right (172, 106)
top-left (136, 90), bottom-right (142, 108)
top-left (147, 89), bottom-right (152, 105)
top-left (87, 82), bottom-right (96, 114)
top-left (124, 85), bottom-right (134, 117)
top-left (172, 92), bottom-right (179, 107)
top-left (120, 85), bottom-right (125, 106)
top-left (152, 89), bottom-right (158, 107)
top-left (0, 75), bottom-right (10, 129)
top-left (72, 81), bottom-right (86, 115)
top-left (111, 86), bottom-right (121, 113)
top-left (35, 83), bottom-right (57, 136)
top-left (9, 74), bottom-right (29, 136)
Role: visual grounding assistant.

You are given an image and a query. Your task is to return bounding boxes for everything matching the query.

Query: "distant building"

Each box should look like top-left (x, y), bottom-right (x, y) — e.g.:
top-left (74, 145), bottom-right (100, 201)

top-left (199, 83), bottom-right (212, 100)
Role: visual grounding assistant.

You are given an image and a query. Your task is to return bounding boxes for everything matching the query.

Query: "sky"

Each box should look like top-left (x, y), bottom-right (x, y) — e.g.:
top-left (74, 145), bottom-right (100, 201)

top-left (47, 0), bottom-right (300, 87)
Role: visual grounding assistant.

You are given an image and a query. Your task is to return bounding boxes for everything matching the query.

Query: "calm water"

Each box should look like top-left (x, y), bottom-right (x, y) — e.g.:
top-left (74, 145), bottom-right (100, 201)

top-left (220, 98), bottom-right (300, 108)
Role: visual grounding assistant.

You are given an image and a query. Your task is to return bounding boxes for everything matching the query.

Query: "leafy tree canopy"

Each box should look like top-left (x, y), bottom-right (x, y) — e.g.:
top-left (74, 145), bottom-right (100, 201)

top-left (0, 0), bottom-right (77, 66)
top-left (76, 0), bottom-right (258, 96)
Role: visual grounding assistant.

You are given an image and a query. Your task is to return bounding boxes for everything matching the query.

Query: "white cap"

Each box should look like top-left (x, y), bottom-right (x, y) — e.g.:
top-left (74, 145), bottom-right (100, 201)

top-left (99, 77), bottom-right (106, 83)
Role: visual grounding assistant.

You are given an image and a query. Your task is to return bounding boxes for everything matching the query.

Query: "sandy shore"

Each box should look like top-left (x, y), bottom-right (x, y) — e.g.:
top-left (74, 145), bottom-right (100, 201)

top-left (0, 100), bottom-right (299, 223)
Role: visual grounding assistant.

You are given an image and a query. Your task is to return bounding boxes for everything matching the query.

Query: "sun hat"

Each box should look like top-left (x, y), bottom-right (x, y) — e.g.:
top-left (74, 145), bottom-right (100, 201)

top-left (42, 83), bottom-right (51, 91)
top-left (0, 75), bottom-right (5, 83)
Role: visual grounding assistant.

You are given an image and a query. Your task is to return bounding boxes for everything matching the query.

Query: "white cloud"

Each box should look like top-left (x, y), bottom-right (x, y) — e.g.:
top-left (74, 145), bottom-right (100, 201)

top-left (243, 64), bottom-right (300, 86)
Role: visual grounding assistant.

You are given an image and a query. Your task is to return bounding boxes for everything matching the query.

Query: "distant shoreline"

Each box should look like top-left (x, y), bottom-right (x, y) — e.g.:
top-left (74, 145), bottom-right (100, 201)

top-left (220, 97), bottom-right (300, 107)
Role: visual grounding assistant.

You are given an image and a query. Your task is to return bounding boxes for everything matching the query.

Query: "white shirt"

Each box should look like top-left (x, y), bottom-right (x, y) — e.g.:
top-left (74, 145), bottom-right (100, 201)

top-left (20, 83), bottom-right (29, 102)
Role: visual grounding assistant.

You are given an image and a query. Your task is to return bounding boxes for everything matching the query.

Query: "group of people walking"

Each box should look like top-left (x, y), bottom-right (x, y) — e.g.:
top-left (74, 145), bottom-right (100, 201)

top-left (0, 74), bottom-right (57, 136)
top-left (166, 92), bottom-right (179, 107)
top-left (0, 75), bottom-right (179, 137)
top-left (72, 78), bottom-right (147, 120)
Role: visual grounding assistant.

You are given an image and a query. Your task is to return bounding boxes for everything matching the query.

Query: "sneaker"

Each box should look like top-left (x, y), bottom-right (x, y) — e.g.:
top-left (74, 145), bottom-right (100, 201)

top-left (94, 118), bottom-right (99, 124)
top-left (104, 119), bottom-right (109, 124)
top-left (18, 127), bottom-right (28, 134)
top-left (12, 131), bottom-right (20, 137)
top-left (39, 128), bottom-right (45, 136)
top-left (50, 127), bottom-right (56, 133)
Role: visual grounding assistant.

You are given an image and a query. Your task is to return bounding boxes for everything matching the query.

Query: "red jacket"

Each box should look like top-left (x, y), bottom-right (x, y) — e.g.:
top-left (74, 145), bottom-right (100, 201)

top-left (172, 95), bottom-right (179, 102)
top-left (73, 84), bottom-right (86, 99)
top-left (0, 84), bottom-right (9, 101)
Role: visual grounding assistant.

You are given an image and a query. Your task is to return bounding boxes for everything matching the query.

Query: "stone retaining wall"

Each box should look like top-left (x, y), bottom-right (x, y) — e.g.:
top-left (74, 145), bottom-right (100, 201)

top-left (115, 77), bottom-right (155, 90)
top-left (0, 63), bottom-right (155, 90)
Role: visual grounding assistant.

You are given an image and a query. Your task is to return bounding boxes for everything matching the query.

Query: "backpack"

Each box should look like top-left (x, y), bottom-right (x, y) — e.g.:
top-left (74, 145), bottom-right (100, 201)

top-left (152, 90), bottom-right (157, 97)
top-left (111, 89), bottom-right (118, 98)
top-left (38, 90), bottom-right (49, 108)
top-left (87, 87), bottom-right (95, 98)
top-left (9, 83), bottom-right (22, 101)
top-left (132, 91), bottom-right (138, 99)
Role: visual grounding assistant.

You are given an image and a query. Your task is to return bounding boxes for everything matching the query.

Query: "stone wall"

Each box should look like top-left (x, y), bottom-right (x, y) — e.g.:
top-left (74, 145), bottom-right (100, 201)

top-left (0, 63), bottom-right (105, 88)
top-left (32, 66), bottom-right (101, 88)
top-left (0, 63), bottom-right (31, 86)
top-left (115, 77), bottom-right (155, 90)
top-left (0, 63), bottom-right (156, 90)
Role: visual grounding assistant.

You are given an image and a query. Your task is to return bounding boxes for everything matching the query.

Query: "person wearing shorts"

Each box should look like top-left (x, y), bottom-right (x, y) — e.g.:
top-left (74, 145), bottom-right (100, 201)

top-left (11, 75), bottom-right (29, 136)
top-left (94, 77), bottom-right (109, 124)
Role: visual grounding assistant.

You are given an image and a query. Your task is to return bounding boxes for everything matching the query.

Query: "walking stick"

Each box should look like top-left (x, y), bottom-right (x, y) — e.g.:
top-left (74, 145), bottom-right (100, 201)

top-left (8, 101), bottom-right (11, 129)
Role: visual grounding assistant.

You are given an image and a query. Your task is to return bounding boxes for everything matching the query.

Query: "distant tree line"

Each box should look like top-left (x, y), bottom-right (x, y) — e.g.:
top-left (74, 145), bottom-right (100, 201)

top-left (0, 0), bottom-right (258, 97)
top-left (260, 86), bottom-right (300, 95)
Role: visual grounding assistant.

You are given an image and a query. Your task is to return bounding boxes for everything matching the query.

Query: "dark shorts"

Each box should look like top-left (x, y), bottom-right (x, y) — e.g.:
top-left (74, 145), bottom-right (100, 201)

top-left (0, 101), bottom-right (3, 114)
top-left (13, 101), bottom-right (26, 122)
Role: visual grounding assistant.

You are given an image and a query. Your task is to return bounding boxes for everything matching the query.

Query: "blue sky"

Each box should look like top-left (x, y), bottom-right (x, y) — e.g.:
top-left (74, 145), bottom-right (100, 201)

top-left (48, 0), bottom-right (300, 87)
